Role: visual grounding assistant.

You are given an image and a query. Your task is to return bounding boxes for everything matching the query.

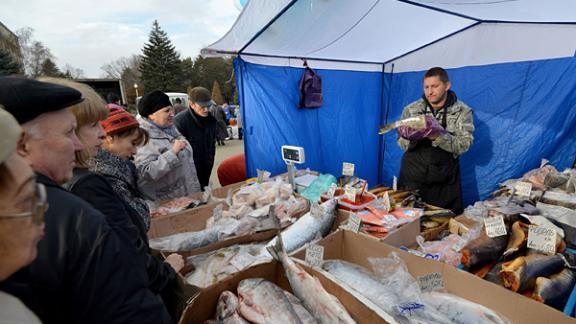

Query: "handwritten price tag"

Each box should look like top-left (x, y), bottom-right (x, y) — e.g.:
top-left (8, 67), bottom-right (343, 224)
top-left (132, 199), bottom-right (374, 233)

top-left (393, 176), bottom-right (398, 191)
top-left (344, 185), bottom-right (356, 202)
top-left (345, 213), bottom-right (361, 233)
top-left (484, 215), bottom-right (507, 238)
top-left (305, 245), bottom-right (324, 268)
top-left (328, 183), bottom-right (337, 198)
top-left (382, 191), bottom-right (391, 212)
top-left (342, 162), bottom-right (355, 176)
top-left (515, 181), bottom-right (533, 197)
top-left (418, 272), bottom-right (444, 292)
top-left (528, 225), bottom-right (556, 254)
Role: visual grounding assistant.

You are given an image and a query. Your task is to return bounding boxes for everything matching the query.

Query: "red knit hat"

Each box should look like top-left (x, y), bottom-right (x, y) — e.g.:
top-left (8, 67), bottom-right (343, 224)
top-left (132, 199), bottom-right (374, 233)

top-left (101, 107), bottom-right (139, 135)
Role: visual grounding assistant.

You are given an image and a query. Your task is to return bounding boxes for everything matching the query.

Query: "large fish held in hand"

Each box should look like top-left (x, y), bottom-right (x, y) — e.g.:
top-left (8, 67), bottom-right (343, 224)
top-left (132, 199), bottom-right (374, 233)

top-left (267, 233), bottom-right (356, 324)
top-left (266, 199), bottom-right (337, 254)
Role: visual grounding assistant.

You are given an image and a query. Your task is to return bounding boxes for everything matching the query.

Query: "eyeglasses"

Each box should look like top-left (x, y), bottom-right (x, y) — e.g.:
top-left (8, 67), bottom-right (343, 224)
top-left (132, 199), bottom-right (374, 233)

top-left (0, 183), bottom-right (48, 225)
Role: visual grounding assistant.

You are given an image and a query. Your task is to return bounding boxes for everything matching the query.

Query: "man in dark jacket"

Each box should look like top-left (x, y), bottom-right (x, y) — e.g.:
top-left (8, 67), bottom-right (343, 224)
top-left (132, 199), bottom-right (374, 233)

top-left (0, 76), bottom-right (172, 324)
top-left (174, 87), bottom-right (217, 190)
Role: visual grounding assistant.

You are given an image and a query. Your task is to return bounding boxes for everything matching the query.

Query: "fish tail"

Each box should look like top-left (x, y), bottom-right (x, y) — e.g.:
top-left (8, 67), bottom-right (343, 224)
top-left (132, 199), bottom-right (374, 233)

top-left (267, 232), bottom-right (285, 262)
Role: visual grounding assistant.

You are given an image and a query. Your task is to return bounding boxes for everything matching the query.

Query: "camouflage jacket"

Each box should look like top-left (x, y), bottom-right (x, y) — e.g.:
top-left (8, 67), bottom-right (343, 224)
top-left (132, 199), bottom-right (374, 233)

top-left (397, 98), bottom-right (474, 156)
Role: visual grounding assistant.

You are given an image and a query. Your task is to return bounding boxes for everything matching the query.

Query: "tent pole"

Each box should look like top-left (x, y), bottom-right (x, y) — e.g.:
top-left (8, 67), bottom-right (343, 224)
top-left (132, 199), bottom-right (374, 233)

top-left (379, 63), bottom-right (395, 186)
top-left (237, 56), bottom-right (251, 178)
top-left (377, 63), bottom-right (386, 184)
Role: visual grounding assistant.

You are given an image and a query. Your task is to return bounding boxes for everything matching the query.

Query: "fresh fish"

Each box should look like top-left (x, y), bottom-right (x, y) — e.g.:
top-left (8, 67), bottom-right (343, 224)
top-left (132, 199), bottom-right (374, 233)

top-left (378, 116), bottom-right (426, 135)
top-left (421, 292), bottom-right (510, 324)
top-left (266, 199), bottom-right (337, 254)
top-left (503, 221), bottom-right (528, 257)
top-left (283, 291), bottom-right (317, 324)
top-left (215, 291), bottom-right (249, 324)
top-left (149, 226), bottom-right (220, 252)
top-left (500, 254), bottom-right (566, 292)
top-left (267, 234), bottom-right (356, 324)
top-left (237, 278), bottom-right (302, 324)
top-left (532, 269), bottom-right (576, 310)
top-left (461, 228), bottom-right (508, 269)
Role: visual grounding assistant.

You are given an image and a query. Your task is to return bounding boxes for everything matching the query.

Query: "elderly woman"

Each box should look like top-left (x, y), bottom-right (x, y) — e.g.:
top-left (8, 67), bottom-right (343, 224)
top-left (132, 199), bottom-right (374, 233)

top-left (40, 79), bottom-right (186, 322)
top-left (0, 108), bottom-right (44, 323)
top-left (135, 90), bottom-right (201, 200)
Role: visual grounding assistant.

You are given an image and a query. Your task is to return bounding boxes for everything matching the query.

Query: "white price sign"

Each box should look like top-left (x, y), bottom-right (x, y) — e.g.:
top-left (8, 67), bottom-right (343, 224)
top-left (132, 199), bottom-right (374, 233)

top-left (305, 245), bottom-right (324, 268)
top-left (418, 272), bottom-right (444, 292)
top-left (515, 181), bottom-right (533, 197)
top-left (393, 176), bottom-right (398, 191)
top-left (345, 213), bottom-right (361, 233)
top-left (452, 237), bottom-right (467, 252)
top-left (344, 185), bottom-right (357, 202)
top-left (527, 225), bottom-right (556, 254)
top-left (484, 215), bottom-right (507, 238)
top-left (342, 162), bottom-right (355, 176)
top-left (328, 183), bottom-right (337, 198)
top-left (382, 191), bottom-right (391, 212)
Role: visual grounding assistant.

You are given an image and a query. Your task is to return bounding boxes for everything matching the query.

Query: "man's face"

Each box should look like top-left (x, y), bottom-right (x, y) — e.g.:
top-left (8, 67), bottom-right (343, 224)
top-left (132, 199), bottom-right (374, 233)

top-left (20, 109), bottom-right (84, 184)
top-left (424, 76), bottom-right (451, 107)
top-left (191, 102), bottom-right (210, 117)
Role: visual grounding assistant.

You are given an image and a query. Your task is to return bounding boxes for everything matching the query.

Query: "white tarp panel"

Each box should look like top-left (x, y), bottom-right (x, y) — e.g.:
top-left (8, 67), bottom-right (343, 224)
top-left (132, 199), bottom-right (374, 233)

top-left (243, 0), bottom-right (475, 63)
top-left (240, 54), bottom-right (384, 72)
top-left (201, 0), bottom-right (293, 56)
top-left (406, 0), bottom-right (576, 23)
top-left (387, 23), bottom-right (576, 73)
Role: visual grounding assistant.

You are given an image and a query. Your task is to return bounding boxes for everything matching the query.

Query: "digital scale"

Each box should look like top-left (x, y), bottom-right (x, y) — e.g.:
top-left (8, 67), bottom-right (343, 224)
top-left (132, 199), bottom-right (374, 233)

top-left (282, 145), bottom-right (305, 190)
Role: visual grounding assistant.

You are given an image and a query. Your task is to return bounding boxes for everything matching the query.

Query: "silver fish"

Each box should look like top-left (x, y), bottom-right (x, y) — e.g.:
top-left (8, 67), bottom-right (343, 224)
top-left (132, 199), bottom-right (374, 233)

top-left (215, 291), bottom-right (249, 324)
top-left (149, 226), bottom-right (220, 252)
top-left (237, 278), bottom-right (302, 324)
top-left (266, 199), bottom-right (337, 254)
top-left (267, 233), bottom-right (356, 324)
top-left (421, 292), bottom-right (511, 324)
top-left (283, 291), bottom-right (317, 324)
top-left (378, 116), bottom-right (426, 135)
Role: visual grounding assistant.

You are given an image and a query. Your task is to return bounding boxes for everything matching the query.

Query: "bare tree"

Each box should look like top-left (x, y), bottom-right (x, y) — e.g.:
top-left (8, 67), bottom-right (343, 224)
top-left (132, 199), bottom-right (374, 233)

top-left (62, 64), bottom-right (84, 79)
top-left (100, 55), bottom-right (141, 79)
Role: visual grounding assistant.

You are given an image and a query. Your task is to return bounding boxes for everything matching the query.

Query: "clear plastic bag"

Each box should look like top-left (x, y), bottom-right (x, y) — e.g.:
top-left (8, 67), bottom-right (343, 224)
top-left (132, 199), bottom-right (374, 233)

top-left (397, 115), bottom-right (447, 141)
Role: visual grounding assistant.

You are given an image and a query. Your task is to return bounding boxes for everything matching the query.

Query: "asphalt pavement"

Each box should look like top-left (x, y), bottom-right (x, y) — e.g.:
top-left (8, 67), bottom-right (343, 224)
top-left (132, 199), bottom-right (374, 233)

top-left (209, 138), bottom-right (245, 188)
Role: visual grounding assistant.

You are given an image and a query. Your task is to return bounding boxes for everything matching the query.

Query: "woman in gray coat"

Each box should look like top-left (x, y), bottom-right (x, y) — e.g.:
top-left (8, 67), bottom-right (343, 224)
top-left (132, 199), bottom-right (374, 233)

top-left (135, 90), bottom-right (201, 201)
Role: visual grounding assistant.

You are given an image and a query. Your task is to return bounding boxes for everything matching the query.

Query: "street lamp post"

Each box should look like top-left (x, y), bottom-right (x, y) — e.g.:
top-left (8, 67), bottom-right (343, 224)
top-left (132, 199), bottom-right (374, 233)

top-left (134, 83), bottom-right (139, 98)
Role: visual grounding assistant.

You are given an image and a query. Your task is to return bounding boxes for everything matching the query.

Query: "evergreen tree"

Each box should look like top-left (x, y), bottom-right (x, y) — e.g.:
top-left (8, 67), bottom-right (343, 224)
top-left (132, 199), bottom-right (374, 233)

top-left (212, 80), bottom-right (225, 105)
top-left (40, 58), bottom-right (63, 77)
top-left (0, 49), bottom-right (23, 76)
top-left (139, 20), bottom-right (183, 92)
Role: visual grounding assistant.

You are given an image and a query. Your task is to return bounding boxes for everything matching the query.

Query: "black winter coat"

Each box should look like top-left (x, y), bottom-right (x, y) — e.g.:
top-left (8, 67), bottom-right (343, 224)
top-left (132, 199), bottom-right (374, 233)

top-left (1, 173), bottom-right (172, 324)
top-left (174, 108), bottom-right (217, 189)
top-left (67, 169), bottom-right (177, 293)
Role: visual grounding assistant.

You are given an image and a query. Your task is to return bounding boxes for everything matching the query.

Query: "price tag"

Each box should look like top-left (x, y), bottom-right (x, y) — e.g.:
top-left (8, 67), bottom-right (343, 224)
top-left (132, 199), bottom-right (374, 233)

top-left (515, 181), bottom-right (533, 197)
top-left (382, 191), bottom-right (391, 212)
top-left (484, 215), bottom-right (507, 238)
top-left (452, 237), bottom-right (467, 252)
top-left (345, 213), bottom-right (361, 233)
top-left (344, 185), bottom-right (356, 202)
top-left (305, 245), bottom-right (324, 268)
top-left (418, 272), bottom-right (444, 292)
top-left (257, 169), bottom-right (265, 183)
top-left (342, 162), bottom-right (355, 176)
top-left (328, 183), bottom-right (337, 198)
top-left (393, 176), bottom-right (398, 191)
top-left (527, 225), bottom-right (556, 254)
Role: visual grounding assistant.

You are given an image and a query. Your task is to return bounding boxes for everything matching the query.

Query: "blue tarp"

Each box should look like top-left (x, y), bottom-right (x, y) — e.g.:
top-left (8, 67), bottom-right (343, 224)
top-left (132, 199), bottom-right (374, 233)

top-left (236, 56), bottom-right (576, 206)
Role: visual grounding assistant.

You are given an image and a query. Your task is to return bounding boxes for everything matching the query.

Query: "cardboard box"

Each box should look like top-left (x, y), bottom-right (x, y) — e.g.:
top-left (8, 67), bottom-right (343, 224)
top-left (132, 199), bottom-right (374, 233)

top-left (148, 202), bottom-right (223, 240)
top-left (179, 261), bottom-right (391, 324)
top-left (293, 230), bottom-right (576, 323)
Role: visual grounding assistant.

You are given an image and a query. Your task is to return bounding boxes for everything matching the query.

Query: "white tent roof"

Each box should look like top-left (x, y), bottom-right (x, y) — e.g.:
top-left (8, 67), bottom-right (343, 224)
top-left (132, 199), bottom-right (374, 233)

top-left (203, 0), bottom-right (576, 72)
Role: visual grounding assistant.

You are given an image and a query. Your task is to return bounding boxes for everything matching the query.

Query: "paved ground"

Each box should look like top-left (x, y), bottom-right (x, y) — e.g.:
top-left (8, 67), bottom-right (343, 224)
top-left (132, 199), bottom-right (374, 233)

top-left (209, 138), bottom-right (245, 188)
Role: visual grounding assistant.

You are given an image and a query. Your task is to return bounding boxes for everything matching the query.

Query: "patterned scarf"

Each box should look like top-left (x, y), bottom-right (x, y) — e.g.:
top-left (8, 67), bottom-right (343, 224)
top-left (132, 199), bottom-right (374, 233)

top-left (92, 149), bottom-right (151, 230)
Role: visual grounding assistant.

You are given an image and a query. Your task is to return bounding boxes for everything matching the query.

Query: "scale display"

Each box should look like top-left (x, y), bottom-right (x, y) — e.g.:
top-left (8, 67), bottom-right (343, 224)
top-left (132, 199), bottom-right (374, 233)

top-left (282, 145), bottom-right (305, 164)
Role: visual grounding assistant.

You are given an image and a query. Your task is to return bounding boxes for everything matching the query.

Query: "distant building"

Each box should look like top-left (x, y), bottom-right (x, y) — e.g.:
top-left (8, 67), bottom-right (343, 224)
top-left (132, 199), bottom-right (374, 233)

top-left (0, 21), bottom-right (23, 66)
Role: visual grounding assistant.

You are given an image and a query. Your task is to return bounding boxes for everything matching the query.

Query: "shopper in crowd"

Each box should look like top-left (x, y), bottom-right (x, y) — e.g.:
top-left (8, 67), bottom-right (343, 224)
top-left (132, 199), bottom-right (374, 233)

top-left (0, 76), bottom-right (172, 324)
top-left (211, 103), bottom-right (229, 146)
top-left (135, 90), bottom-right (201, 200)
top-left (174, 86), bottom-right (218, 189)
top-left (172, 97), bottom-right (186, 115)
top-left (47, 80), bottom-right (186, 321)
top-left (217, 153), bottom-right (247, 186)
top-left (106, 92), bottom-right (124, 110)
top-left (397, 67), bottom-right (474, 214)
top-left (0, 107), bottom-right (44, 323)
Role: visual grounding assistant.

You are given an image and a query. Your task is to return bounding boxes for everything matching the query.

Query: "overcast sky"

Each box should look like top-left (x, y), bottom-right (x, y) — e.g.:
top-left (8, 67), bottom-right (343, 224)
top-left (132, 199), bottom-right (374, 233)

top-left (0, 0), bottom-right (241, 77)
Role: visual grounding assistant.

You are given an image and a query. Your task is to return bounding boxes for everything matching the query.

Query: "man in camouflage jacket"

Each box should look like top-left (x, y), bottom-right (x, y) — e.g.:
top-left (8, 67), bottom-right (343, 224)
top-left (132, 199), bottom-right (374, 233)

top-left (396, 67), bottom-right (474, 214)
